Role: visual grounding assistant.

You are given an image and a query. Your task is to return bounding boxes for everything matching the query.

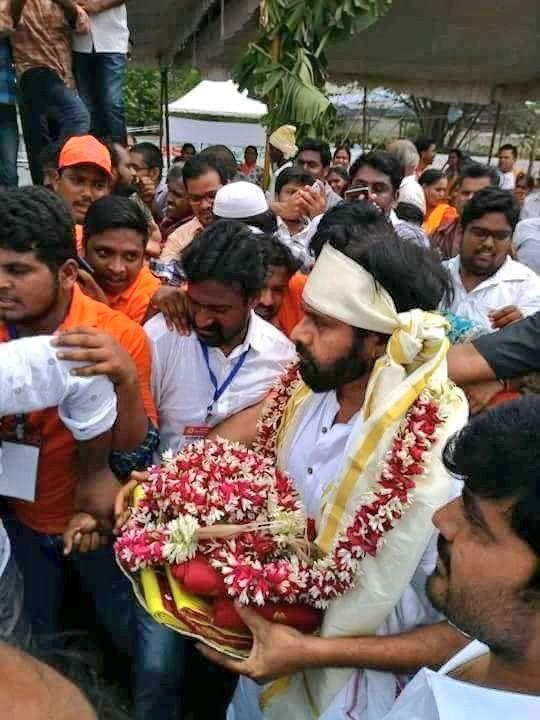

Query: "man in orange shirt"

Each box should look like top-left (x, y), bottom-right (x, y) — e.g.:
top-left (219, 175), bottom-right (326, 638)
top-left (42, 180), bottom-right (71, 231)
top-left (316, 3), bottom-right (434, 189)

top-left (83, 195), bottom-right (161, 324)
top-left (53, 134), bottom-right (112, 254)
top-left (256, 235), bottom-right (306, 337)
top-left (0, 187), bottom-right (157, 660)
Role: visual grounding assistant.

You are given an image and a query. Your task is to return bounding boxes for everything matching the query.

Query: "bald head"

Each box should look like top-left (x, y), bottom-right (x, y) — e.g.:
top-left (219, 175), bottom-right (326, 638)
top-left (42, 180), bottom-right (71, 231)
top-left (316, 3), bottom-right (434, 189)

top-left (0, 642), bottom-right (96, 720)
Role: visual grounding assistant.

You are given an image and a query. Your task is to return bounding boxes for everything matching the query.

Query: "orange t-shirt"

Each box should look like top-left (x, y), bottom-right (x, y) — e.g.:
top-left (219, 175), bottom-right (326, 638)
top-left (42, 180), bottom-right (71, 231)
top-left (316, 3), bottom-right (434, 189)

top-left (277, 272), bottom-right (307, 337)
top-left (0, 285), bottom-right (158, 535)
top-left (106, 266), bottom-right (161, 325)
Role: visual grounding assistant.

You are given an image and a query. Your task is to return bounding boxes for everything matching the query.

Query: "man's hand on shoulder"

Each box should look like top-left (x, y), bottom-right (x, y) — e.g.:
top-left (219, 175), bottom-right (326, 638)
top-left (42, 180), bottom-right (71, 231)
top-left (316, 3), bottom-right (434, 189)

top-left (149, 285), bottom-right (191, 334)
top-left (53, 326), bottom-right (138, 386)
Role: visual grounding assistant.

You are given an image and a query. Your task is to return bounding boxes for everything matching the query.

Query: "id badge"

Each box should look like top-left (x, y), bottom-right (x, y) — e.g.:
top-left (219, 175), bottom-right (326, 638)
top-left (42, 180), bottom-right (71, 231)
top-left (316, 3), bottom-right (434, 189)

top-left (183, 425), bottom-right (211, 442)
top-left (0, 418), bottom-right (41, 502)
top-left (0, 439), bottom-right (40, 501)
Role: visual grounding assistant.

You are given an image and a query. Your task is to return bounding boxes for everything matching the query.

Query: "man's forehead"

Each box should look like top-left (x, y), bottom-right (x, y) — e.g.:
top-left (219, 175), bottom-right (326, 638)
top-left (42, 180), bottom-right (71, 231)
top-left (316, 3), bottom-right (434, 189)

top-left (301, 298), bottom-right (348, 326)
top-left (351, 165), bottom-right (390, 185)
top-left (0, 248), bottom-right (41, 264)
top-left (88, 229), bottom-right (145, 250)
top-left (63, 163), bottom-right (108, 180)
top-left (187, 279), bottom-right (239, 303)
top-left (298, 150), bottom-right (322, 163)
top-left (186, 170), bottom-right (222, 189)
top-left (465, 211), bottom-right (512, 230)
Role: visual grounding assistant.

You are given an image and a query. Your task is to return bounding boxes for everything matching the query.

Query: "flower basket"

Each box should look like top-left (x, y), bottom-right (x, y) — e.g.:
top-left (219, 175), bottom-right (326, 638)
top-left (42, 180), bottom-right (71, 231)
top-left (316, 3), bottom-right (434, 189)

top-left (115, 378), bottom-right (447, 657)
top-left (115, 437), bottom-right (322, 657)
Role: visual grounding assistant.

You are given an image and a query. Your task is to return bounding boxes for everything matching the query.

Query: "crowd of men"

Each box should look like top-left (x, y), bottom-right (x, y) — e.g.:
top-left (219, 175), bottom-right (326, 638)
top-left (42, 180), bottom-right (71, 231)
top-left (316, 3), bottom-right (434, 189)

top-left (1, 2), bottom-right (540, 720)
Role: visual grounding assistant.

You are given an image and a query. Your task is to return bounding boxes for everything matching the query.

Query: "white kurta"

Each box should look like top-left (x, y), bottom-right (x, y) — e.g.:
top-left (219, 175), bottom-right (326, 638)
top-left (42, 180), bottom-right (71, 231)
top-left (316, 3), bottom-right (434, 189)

top-left (0, 335), bottom-right (117, 583)
top-left (382, 640), bottom-right (540, 719)
top-left (228, 390), bottom-right (455, 720)
top-left (145, 311), bottom-right (295, 456)
top-left (443, 255), bottom-right (540, 330)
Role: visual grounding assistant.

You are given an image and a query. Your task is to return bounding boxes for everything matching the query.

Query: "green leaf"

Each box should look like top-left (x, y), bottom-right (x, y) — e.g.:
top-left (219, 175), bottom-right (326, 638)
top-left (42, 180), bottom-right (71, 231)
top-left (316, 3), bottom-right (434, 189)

top-left (231, 0), bottom-right (393, 140)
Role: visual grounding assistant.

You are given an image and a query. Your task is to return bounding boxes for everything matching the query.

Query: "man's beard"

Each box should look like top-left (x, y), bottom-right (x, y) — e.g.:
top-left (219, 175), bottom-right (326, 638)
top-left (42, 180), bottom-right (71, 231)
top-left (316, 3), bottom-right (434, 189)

top-left (296, 332), bottom-right (374, 393)
top-left (193, 316), bottom-right (249, 350)
top-left (114, 181), bottom-right (138, 198)
top-left (426, 534), bottom-right (452, 614)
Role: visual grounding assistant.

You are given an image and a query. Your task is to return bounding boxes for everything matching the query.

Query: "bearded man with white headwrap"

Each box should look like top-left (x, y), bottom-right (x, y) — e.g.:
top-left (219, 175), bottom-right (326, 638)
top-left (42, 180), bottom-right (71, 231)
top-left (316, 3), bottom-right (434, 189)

top-left (200, 203), bottom-right (469, 720)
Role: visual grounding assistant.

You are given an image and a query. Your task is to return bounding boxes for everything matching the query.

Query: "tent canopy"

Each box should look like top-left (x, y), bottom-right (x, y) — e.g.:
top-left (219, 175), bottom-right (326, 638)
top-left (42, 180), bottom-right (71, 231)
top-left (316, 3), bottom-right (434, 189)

top-left (128, 0), bottom-right (540, 104)
top-left (168, 80), bottom-right (267, 121)
top-left (168, 80), bottom-right (267, 150)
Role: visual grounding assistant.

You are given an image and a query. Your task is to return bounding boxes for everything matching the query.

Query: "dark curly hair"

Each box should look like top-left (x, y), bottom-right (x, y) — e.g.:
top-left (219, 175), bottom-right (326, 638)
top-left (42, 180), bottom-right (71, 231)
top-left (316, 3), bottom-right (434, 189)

top-left (297, 138), bottom-right (332, 169)
top-left (257, 235), bottom-right (299, 276)
top-left (349, 151), bottom-right (403, 193)
top-left (310, 201), bottom-right (453, 312)
top-left (0, 186), bottom-right (76, 271)
top-left (83, 196), bottom-right (149, 248)
top-left (461, 186), bottom-right (520, 231)
top-left (443, 397), bottom-right (540, 565)
top-left (418, 168), bottom-right (445, 187)
top-left (182, 220), bottom-right (266, 299)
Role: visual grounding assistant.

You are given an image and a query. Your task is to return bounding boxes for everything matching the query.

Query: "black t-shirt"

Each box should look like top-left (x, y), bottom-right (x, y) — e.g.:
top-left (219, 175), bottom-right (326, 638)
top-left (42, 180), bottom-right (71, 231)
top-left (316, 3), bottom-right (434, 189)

top-left (473, 312), bottom-right (540, 378)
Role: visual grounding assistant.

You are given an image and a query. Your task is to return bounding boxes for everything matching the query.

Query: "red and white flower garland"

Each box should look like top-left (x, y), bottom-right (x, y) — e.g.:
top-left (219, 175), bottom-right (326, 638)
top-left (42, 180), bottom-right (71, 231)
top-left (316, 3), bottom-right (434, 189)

top-left (115, 365), bottom-right (446, 609)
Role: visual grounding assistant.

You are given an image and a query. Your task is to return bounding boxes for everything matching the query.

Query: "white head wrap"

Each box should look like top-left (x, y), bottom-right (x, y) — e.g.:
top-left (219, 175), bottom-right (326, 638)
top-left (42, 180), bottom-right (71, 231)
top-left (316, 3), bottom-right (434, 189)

top-left (303, 242), bottom-right (450, 415)
top-left (269, 125), bottom-right (298, 160)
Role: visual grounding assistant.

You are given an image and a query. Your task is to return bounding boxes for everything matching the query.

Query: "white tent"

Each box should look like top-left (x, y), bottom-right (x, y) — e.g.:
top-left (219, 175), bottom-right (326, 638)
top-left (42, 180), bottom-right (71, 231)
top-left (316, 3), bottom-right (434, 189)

top-left (168, 80), bottom-right (268, 155)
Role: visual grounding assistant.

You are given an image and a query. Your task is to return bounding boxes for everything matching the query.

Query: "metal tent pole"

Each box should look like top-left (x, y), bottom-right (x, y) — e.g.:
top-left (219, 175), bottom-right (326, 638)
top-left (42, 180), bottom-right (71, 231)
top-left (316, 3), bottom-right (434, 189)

top-left (163, 67), bottom-right (171, 168)
top-left (487, 103), bottom-right (501, 163)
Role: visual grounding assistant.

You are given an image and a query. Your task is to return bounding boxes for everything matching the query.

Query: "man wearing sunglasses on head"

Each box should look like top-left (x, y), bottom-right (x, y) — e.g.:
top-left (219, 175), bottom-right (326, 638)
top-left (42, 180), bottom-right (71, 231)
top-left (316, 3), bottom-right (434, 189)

top-left (440, 187), bottom-right (540, 332)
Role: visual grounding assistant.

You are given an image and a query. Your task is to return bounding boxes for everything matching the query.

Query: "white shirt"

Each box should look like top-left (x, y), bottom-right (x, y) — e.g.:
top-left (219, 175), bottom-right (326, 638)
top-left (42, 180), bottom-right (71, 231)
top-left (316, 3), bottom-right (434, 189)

top-left (399, 174), bottom-right (426, 214)
top-left (145, 311), bottom-right (295, 456)
top-left (520, 189), bottom-right (540, 221)
top-left (276, 215), bottom-right (321, 272)
top-left (0, 335), bottom-right (118, 578)
top-left (73, 5), bottom-right (129, 54)
top-left (382, 640), bottom-right (540, 720)
top-left (513, 218), bottom-right (540, 274)
top-left (499, 170), bottom-right (516, 191)
top-left (283, 391), bottom-right (361, 519)
top-left (443, 255), bottom-right (540, 330)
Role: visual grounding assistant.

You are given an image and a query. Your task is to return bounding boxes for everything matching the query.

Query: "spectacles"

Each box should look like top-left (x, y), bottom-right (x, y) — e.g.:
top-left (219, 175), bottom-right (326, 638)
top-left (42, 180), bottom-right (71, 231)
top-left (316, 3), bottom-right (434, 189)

top-left (349, 181), bottom-right (392, 197)
top-left (468, 226), bottom-right (512, 242)
top-left (129, 162), bottom-right (149, 173)
top-left (188, 190), bottom-right (219, 204)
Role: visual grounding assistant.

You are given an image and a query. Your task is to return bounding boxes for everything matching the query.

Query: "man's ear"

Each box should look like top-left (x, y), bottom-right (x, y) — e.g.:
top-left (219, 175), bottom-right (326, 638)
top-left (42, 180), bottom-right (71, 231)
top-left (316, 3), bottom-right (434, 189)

top-left (59, 258), bottom-right (80, 291)
top-left (365, 331), bottom-right (387, 362)
top-left (246, 293), bottom-right (260, 312)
